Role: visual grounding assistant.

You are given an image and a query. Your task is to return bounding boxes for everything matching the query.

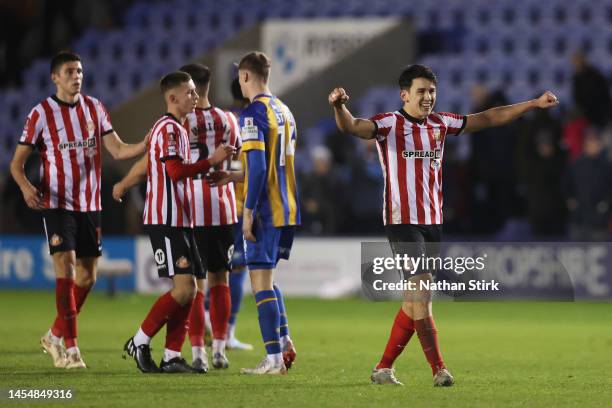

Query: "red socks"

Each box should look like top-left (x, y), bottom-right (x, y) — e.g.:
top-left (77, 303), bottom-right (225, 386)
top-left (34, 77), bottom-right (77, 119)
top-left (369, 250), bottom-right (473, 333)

top-left (377, 308), bottom-right (414, 369)
top-left (140, 292), bottom-right (182, 338)
top-left (209, 285), bottom-right (231, 340)
top-left (51, 284), bottom-right (91, 338)
top-left (414, 316), bottom-right (446, 375)
top-left (188, 291), bottom-right (205, 347)
top-left (165, 300), bottom-right (193, 352)
top-left (55, 278), bottom-right (77, 348)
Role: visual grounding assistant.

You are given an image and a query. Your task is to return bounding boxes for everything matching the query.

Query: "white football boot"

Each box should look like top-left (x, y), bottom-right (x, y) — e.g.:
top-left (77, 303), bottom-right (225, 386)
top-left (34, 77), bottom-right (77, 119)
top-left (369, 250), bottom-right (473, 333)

top-left (371, 367), bottom-right (404, 385)
top-left (65, 350), bottom-right (87, 369)
top-left (433, 368), bottom-right (454, 387)
top-left (240, 356), bottom-right (287, 375)
top-left (40, 332), bottom-right (67, 368)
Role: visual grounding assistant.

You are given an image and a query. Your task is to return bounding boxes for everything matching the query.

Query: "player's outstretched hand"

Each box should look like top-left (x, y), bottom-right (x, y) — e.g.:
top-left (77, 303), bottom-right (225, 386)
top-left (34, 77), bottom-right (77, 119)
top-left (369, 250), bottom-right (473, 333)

top-left (22, 185), bottom-right (44, 210)
top-left (112, 182), bottom-right (126, 203)
top-left (535, 91), bottom-right (559, 109)
top-left (210, 144), bottom-right (236, 166)
top-left (328, 88), bottom-right (349, 108)
top-left (206, 170), bottom-right (233, 187)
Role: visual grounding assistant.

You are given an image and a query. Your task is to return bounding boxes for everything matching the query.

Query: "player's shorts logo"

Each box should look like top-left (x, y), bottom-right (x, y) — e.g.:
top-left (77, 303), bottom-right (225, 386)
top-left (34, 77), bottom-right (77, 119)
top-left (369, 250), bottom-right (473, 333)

top-left (50, 234), bottom-right (63, 247)
top-left (175, 256), bottom-right (191, 269)
top-left (154, 249), bottom-right (165, 265)
top-left (227, 244), bottom-right (235, 263)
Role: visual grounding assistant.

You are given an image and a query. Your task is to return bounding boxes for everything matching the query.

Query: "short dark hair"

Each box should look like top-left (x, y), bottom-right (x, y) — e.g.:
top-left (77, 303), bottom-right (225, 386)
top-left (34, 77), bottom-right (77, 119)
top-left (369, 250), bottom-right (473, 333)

top-left (398, 64), bottom-right (437, 90)
top-left (160, 71), bottom-right (192, 95)
top-left (50, 51), bottom-right (81, 74)
top-left (237, 51), bottom-right (271, 80)
top-left (179, 63), bottom-right (210, 89)
top-left (230, 77), bottom-right (246, 101)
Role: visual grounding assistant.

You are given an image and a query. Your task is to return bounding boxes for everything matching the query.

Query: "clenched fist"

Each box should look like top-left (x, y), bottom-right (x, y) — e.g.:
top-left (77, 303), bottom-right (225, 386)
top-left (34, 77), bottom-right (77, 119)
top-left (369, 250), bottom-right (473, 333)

top-left (535, 91), bottom-right (560, 109)
top-left (328, 87), bottom-right (350, 108)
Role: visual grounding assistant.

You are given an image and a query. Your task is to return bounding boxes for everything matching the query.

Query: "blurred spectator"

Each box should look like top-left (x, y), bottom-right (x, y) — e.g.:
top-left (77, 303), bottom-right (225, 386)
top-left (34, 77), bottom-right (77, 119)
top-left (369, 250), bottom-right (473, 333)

top-left (299, 145), bottom-right (344, 235)
top-left (1, 153), bottom-right (42, 233)
top-left (0, 1), bottom-right (33, 86)
top-left (468, 87), bottom-right (521, 233)
top-left (521, 123), bottom-right (567, 237)
top-left (564, 129), bottom-right (612, 241)
top-left (562, 114), bottom-right (590, 162)
top-left (344, 140), bottom-right (383, 234)
top-left (571, 52), bottom-right (611, 127)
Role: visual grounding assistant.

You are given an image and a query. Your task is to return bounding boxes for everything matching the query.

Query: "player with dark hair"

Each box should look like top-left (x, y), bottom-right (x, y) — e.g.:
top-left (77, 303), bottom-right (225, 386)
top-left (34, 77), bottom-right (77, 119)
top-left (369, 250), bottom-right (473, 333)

top-left (10, 51), bottom-right (148, 369)
top-left (177, 63), bottom-right (243, 371)
top-left (329, 64), bottom-right (559, 386)
top-left (115, 65), bottom-right (246, 372)
top-left (121, 71), bottom-right (234, 374)
top-left (209, 51), bottom-right (300, 374)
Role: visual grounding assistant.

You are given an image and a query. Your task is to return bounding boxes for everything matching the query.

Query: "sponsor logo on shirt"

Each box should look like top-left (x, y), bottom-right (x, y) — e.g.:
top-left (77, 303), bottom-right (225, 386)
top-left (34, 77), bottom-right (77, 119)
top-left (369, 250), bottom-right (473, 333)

top-left (402, 149), bottom-right (441, 159)
top-left (241, 117), bottom-right (259, 141)
top-left (57, 137), bottom-right (97, 151)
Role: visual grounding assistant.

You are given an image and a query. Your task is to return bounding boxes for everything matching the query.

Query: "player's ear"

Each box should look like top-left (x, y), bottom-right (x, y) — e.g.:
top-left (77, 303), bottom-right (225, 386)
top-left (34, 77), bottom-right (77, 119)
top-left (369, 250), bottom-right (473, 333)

top-left (400, 89), bottom-right (408, 103)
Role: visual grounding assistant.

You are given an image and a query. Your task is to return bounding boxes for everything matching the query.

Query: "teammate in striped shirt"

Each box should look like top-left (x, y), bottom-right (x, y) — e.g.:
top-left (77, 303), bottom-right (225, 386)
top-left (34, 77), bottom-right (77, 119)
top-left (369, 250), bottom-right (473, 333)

top-left (113, 67), bottom-right (247, 372)
top-left (122, 71), bottom-right (235, 373)
top-left (9, 51), bottom-right (148, 369)
top-left (179, 63), bottom-right (242, 371)
top-left (329, 64), bottom-right (559, 386)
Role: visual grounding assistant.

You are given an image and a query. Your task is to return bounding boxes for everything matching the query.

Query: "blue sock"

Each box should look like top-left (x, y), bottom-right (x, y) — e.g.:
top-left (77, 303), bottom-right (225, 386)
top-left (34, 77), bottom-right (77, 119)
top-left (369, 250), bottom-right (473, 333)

top-left (254, 290), bottom-right (281, 354)
top-left (229, 269), bottom-right (247, 326)
top-left (273, 284), bottom-right (290, 338)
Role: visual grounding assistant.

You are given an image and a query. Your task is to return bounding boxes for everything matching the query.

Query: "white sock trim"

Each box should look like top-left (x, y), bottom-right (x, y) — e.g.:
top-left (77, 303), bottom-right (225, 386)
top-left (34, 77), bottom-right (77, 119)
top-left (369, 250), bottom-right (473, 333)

top-left (267, 353), bottom-right (283, 367)
top-left (133, 327), bottom-right (151, 347)
top-left (163, 349), bottom-right (181, 362)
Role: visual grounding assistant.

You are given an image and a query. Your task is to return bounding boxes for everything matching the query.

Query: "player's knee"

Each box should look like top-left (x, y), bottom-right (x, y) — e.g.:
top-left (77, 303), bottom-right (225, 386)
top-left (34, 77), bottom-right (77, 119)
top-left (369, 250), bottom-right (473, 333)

top-left (173, 278), bottom-right (197, 304)
top-left (53, 252), bottom-right (76, 278)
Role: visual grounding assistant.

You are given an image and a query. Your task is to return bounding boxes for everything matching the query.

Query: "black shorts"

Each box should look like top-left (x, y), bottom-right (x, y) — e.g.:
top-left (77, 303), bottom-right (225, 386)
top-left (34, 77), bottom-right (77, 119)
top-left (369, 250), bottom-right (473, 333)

top-left (42, 209), bottom-right (102, 258)
top-left (193, 225), bottom-right (235, 273)
top-left (385, 224), bottom-right (442, 277)
top-left (144, 225), bottom-right (205, 279)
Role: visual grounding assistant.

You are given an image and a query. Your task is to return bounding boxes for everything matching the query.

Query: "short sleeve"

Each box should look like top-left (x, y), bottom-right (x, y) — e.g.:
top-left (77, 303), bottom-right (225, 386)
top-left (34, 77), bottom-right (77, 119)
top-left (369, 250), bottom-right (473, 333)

top-left (438, 112), bottom-right (466, 136)
top-left (19, 107), bottom-right (43, 146)
top-left (369, 112), bottom-right (396, 142)
top-left (160, 123), bottom-right (184, 161)
top-left (95, 99), bottom-right (114, 136)
top-left (240, 102), bottom-right (268, 152)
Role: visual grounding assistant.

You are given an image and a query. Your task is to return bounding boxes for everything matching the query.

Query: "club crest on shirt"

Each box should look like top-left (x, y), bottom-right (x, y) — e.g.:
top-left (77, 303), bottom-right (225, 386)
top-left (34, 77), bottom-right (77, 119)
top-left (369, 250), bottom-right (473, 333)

top-left (241, 117), bottom-right (259, 141)
top-left (87, 121), bottom-right (95, 132)
top-left (433, 128), bottom-right (441, 141)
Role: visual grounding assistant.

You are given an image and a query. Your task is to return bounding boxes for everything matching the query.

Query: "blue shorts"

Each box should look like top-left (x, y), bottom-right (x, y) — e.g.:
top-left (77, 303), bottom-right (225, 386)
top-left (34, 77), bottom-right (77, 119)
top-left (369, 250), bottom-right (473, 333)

top-left (244, 219), bottom-right (295, 270)
top-left (232, 219), bottom-right (246, 269)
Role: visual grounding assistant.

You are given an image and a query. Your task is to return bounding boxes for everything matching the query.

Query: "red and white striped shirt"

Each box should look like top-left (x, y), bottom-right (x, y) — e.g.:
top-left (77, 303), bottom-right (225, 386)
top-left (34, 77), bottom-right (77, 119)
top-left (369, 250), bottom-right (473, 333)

top-left (144, 113), bottom-right (195, 228)
top-left (372, 109), bottom-right (466, 225)
top-left (19, 94), bottom-right (113, 212)
top-left (183, 107), bottom-right (242, 226)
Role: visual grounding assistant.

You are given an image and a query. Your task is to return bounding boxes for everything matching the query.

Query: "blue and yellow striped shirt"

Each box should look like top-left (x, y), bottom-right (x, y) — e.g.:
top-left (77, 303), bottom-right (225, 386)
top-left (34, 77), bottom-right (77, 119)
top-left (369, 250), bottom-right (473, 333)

top-left (240, 94), bottom-right (300, 227)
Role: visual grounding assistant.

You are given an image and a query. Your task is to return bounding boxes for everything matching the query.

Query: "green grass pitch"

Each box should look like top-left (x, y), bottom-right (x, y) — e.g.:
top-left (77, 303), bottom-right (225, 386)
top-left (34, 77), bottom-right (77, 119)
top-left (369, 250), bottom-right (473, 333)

top-left (0, 291), bottom-right (611, 407)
